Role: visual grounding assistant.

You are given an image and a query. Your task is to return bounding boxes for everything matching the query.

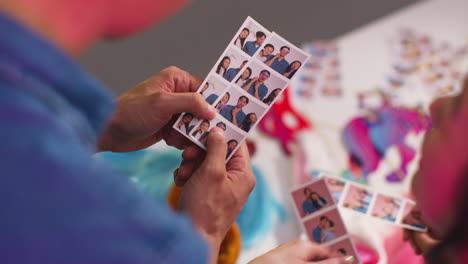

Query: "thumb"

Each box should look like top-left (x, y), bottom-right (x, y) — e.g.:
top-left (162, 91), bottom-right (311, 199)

top-left (199, 127), bottom-right (227, 179)
top-left (310, 256), bottom-right (355, 264)
top-left (158, 92), bottom-right (216, 120)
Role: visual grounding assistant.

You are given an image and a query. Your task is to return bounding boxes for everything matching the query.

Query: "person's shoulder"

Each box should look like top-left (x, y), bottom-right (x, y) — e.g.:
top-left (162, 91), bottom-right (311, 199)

top-left (206, 94), bottom-right (218, 103)
top-left (224, 105), bottom-right (234, 111)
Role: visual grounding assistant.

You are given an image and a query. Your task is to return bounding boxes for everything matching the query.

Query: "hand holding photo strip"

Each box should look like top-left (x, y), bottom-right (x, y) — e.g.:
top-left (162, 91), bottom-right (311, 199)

top-left (290, 178), bottom-right (362, 264)
top-left (173, 17), bottom-right (310, 161)
top-left (318, 172), bottom-right (428, 232)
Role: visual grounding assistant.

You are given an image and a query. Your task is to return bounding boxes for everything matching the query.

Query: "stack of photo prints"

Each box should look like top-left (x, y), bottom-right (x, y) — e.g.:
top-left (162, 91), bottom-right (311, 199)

top-left (173, 17), bottom-right (310, 161)
top-left (291, 173), bottom-right (428, 264)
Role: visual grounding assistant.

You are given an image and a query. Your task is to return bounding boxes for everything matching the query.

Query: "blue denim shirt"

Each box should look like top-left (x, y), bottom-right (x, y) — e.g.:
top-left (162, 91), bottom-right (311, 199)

top-left (0, 13), bottom-right (207, 264)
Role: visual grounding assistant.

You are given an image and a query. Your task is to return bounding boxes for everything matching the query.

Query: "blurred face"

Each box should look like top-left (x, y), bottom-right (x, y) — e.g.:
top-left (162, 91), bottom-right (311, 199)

top-left (228, 141), bottom-right (238, 149)
top-left (291, 61), bottom-right (301, 70)
top-left (256, 35), bottom-right (266, 45)
top-left (280, 47), bottom-right (290, 57)
top-left (264, 46), bottom-right (274, 56)
top-left (241, 69), bottom-right (251, 79)
top-left (216, 123), bottom-right (227, 131)
top-left (201, 83), bottom-right (209, 93)
top-left (200, 121), bottom-right (209, 132)
top-left (240, 29), bottom-right (249, 38)
top-left (304, 188), bottom-right (311, 197)
top-left (412, 78), bottom-right (468, 238)
top-left (183, 115), bottom-right (192, 123)
top-left (249, 113), bottom-right (258, 123)
top-left (358, 191), bottom-right (367, 199)
top-left (311, 193), bottom-right (320, 201)
top-left (221, 93), bottom-right (230, 104)
top-left (222, 58), bottom-right (231, 69)
top-left (259, 71), bottom-right (270, 82)
top-left (237, 97), bottom-right (248, 108)
top-left (319, 218), bottom-right (328, 228)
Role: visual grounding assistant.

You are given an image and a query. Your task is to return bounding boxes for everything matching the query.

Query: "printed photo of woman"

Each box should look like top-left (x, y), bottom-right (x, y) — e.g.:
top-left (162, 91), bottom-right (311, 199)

top-left (191, 119), bottom-right (210, 140)
top-left (235, 67), bottom-right (252, 88)
top-left (234, 27), bottom-right (249, 50)
top-left (226, 139), bottom-right (239, 158)
top-left (216, 56), bottom-right (231, 76)
top-left (176, 113), bottom-right (195, 134)
top-left (239, 113), bottom-right (258, 132)
top-left (283, 60), bottom-right (302, 79)
top-left (262, 88), bottom-right (282, 105)
top-left (214, 92), bottom-right (230, 113)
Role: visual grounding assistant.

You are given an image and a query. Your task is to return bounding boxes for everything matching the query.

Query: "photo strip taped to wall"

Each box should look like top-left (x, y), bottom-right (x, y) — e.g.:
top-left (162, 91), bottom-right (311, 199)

top-left (173, 16), bottom-right (311, 161)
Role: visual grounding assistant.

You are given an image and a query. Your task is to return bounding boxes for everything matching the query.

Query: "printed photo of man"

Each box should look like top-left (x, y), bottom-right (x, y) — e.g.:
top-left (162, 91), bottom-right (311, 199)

top-left (242, 31), bottom-right (266, 56)
top-left (242, 70), bottom-right (270, 101)
top-left (255, 43), bottom-right (275, 62)
top-left (265, 46), bottom-right (290, 74)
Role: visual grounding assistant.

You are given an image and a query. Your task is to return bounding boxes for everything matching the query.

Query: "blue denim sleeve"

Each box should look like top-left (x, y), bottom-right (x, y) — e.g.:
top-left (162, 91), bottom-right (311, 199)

top-left (0, 87), bottom-right (208, 264)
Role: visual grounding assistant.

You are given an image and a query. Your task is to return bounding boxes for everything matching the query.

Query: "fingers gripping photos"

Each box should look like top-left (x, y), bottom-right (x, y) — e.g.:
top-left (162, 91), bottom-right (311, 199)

top-left (173, 17), bottom-right (310, 161)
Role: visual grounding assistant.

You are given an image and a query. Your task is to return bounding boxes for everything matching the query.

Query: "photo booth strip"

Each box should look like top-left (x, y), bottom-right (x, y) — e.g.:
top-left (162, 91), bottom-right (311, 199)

top-left (318, 172), bottom-right (428, 232)
top-left (290, 178), bottom-right (362, 264)
top-left (296, 41), bottom-right (343, 99)
top-left (173, 16), bottom-right (311, 161)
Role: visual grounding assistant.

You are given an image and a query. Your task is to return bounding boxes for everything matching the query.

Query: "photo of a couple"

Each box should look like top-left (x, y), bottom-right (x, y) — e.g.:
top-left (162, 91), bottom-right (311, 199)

top-left (303, 208), bottom-right (346, 245)
top-left (302, 187), bottom-right (329, 215)
top-left (291, 179), bottom-right (335, 218)
top-left (312, 216), bottom-right (336, 244)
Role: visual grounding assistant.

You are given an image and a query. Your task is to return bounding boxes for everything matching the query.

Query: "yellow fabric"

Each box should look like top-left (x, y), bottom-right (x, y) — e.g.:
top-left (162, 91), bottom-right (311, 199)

top-left (167, 185), bottom-right (242, 264)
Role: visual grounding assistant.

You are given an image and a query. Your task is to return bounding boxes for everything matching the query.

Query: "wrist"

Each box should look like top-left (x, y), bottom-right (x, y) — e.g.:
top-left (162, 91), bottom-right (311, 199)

top-left (198, 230), bottom-right (222, 264)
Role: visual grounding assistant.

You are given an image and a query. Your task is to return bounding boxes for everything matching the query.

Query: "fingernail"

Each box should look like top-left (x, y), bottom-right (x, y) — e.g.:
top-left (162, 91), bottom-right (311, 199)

top-left (211, 127), bottom-right (224, 136)
top-left (343, 256), bottom-right (354, 264)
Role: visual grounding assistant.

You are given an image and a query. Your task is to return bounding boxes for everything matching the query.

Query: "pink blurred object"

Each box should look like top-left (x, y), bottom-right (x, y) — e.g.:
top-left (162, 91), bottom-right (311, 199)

top-left (355, 241), bottom-right (379, 264)
top-left (258, 88), bottom-right (311, 155)
top-left (384, 229), bottom-right (425, 264)
top-left (292, 145), bottom-right (313, 187)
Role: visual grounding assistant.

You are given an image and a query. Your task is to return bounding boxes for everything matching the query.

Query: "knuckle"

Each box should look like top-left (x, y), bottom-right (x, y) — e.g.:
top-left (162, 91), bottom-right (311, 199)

top-left (205, 166), bottom-right (225, 180)
top-left (190, 93), bottom-right (205, 108)
top-left (247, 172), bottom-right (256, 192)
top-left (151, 90), bottom-right (166, 104)
top-left (163, 66), bottom-right (181, 75)
top-left (214, 168), bottom-right (225, 179)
